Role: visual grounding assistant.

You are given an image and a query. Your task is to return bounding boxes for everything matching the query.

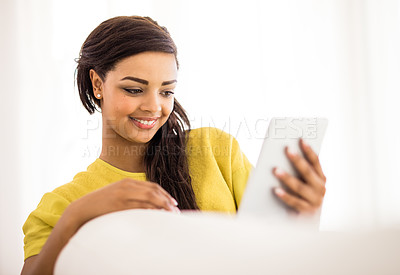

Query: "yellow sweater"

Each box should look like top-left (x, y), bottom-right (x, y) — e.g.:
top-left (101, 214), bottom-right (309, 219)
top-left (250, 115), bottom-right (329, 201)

top-left (22, 127), bottom-right (253, 260)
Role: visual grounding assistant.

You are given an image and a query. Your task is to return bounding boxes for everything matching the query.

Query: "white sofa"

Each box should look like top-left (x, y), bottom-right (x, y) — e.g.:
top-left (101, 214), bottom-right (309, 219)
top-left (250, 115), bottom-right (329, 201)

top-left (55, 209), bottom-right (400, 275)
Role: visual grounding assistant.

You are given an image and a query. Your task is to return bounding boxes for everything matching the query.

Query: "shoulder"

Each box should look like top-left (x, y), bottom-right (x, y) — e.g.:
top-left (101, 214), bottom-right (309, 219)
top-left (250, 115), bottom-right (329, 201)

top-left (186, 127), bottom-right (234, 147)
top-left (22, 159), bottom-right (124, 260)
top-left (187, 126), bottom-right (232, 138)
top-left (33, 160), bottom-right (107, 209)
top-left (185, 127), bottom-right (247, 167)
top-left (185, 128), bottom-right (253, 210)
top-left (26, 164), bottom-right (99, 217)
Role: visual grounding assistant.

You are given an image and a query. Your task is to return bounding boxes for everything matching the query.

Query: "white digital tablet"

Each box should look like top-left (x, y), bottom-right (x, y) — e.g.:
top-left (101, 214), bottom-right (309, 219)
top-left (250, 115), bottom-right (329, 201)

top-left (237, 117), bottom-right (328, 225)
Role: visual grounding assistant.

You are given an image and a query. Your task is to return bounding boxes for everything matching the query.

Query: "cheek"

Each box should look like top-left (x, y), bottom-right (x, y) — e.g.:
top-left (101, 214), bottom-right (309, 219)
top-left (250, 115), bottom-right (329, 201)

top-left (117, 98), bottom-right (134, 113)
top-left (162, 99), bottom-right (174, 116)
top-left (108, 94), bottom-right (135, 115)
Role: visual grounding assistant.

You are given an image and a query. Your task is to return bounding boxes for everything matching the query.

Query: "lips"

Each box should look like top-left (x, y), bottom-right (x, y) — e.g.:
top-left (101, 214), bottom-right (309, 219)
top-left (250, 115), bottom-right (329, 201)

top-left (129, 116), bottom-right (159, 129)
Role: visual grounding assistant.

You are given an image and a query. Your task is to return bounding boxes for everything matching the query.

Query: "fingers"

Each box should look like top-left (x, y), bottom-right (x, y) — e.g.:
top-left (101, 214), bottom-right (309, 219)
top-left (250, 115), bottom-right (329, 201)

top-left (300, 139), bottom-right (326, 182)
top-left (115, 179), bottom-right (180, 213)
top-left (125, 200), bottom-right (180, 213)
top-left (124, 201), bottom-right (163, 210)
top-left (129, 180), bottom-right (178, 211)
top-left (272, 141), bottom-right (327, 213)
top-left (137, 180), bottom-right (179, 206)
top-left (285, 146), bottom-right (325, 190)
top-left (273, 168), bottom-right (323, 206)
top-left (274, 187), bottom-right (315, 213)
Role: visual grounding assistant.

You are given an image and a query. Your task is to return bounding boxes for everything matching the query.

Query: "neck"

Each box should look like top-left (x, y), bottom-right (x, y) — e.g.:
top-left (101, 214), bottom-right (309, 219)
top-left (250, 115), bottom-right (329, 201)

top-left (100, 136), bottom-right (147, 174)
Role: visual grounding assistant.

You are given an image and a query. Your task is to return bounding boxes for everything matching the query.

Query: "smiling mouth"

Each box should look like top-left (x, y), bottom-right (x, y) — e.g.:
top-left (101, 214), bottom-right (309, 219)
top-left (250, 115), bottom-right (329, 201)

top-left (129, 117), bottom-right (158, 129)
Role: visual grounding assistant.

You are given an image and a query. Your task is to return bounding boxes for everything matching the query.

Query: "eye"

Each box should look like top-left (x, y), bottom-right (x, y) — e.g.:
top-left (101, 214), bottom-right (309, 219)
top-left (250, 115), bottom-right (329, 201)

top-left (124, 88), bottom-right (143, 95)
top-left (161, 90), bottom-right (175, 97)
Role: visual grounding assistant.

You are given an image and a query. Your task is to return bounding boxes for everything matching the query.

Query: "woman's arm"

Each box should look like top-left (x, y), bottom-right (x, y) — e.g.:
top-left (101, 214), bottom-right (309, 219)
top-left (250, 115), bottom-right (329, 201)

top-left (21, 178), bottom-right (180, 275)
top-left (21, 204), bottom-right (82, 275)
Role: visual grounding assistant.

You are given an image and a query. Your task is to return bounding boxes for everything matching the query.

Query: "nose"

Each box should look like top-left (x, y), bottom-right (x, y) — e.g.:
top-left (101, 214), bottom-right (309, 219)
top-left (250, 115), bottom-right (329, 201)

top-left (139, 91), bottom-right (162, 114)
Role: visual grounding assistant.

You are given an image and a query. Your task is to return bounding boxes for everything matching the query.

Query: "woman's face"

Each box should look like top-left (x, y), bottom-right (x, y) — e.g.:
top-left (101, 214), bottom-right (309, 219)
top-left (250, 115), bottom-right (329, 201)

top-left (91, 51), bottom-right (177, 145)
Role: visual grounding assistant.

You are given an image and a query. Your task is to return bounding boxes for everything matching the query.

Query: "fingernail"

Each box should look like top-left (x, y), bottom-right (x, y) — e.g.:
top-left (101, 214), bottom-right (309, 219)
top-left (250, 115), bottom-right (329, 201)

top-left (274, 167), bottom-right (285, 176)
top-left (302, 139), bottom-right (310, 148)
top-left (275, 187), bottom-right (285, 197)
top-left (171, 198), bottom-right (178, 206)
top-left (287, 147), bottom-right (297, 157)
top-left (174, 207), bottom-right (181, 214)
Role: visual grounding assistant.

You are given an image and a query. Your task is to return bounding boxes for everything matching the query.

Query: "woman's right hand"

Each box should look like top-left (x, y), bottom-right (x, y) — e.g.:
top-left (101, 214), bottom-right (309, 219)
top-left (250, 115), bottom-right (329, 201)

top-left (69, 178), bottom-right (180, 227)
top-left (21, 179), bottom-right (179, 275)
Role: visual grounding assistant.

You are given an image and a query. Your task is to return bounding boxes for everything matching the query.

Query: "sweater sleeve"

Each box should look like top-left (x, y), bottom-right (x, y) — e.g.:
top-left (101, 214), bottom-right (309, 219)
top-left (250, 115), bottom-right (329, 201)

top-left (230, 136), bottom-right (254, 209)
top-left (187, 127), bottom-right (254, 211)
top-left (22, 192), bottom-right (70, 260)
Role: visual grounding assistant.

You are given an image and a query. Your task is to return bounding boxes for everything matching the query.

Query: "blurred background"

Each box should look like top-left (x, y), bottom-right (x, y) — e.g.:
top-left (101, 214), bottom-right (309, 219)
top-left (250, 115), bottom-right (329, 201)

top-left (1, 0), bottom-right (400, 273)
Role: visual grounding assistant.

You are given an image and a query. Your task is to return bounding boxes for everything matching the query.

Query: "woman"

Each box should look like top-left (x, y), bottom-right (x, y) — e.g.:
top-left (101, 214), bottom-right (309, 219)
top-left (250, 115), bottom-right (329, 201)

top-left (21, 16), bottom-right (326, 274)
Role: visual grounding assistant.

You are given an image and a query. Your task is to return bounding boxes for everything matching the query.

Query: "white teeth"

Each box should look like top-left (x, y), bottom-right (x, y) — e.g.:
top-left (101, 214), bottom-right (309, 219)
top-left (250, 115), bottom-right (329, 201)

top-left (132, 118), bottom-right (156, 125)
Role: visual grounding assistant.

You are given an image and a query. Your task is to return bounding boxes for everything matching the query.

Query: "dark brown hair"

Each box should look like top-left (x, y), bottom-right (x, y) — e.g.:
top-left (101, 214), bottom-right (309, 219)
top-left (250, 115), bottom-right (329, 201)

top-left (76, 16), bottom-right (198, 210)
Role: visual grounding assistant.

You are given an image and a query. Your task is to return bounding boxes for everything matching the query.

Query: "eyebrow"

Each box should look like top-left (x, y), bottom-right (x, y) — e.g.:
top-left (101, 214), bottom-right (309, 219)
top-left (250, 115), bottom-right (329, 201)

top-left (120, 76), bottom-right (177, 86)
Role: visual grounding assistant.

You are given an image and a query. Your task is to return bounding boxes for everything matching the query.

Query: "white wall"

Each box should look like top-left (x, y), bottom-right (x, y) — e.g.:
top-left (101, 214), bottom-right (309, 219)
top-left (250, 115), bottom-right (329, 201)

top-left (0, 1), bottom-right (23, 273)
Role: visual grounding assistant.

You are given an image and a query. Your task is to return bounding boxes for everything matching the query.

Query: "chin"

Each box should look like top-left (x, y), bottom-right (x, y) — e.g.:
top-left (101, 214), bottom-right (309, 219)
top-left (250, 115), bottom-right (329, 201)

top-left (129, 130), bottom-right (159, 144)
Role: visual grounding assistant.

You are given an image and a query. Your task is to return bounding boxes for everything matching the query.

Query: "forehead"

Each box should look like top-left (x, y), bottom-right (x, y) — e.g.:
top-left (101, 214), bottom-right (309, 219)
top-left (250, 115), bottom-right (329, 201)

top-left (107, 52), bottom-right (177, 82)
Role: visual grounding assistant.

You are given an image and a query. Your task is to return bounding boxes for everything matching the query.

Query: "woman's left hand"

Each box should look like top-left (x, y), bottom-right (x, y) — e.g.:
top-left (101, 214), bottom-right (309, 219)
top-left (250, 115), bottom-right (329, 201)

top-left (273, 139), bottom-right (327, 214)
